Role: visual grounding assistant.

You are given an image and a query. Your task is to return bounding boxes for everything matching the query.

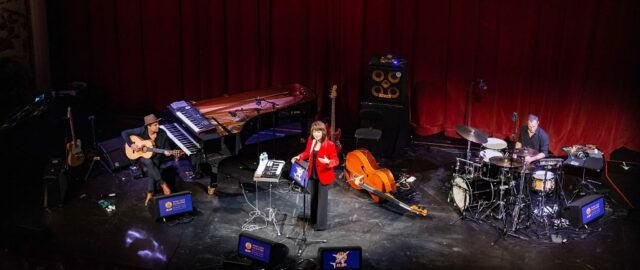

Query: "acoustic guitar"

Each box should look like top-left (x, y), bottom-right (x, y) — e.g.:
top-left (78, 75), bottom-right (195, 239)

top-left (345, 149), bottom-right (427, 216)
top-left (66, 107), bottom-right (85, 167)
top-left (124, 135), bottom-right (183, 161)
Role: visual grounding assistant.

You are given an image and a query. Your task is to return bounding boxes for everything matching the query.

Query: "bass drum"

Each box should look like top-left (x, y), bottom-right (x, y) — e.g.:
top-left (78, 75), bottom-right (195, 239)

top-left (451, 177), bottom-right (497, 211)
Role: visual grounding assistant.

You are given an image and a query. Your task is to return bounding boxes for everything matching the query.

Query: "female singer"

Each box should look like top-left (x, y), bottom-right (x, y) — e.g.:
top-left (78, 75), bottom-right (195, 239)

top-left (291, 121), bottom-right (339, 230)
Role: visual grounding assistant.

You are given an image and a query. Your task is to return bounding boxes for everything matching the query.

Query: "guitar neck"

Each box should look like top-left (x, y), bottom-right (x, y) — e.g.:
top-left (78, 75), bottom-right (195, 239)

top-left (358, 180), bottom-right (425, 215)
top-left (145, 147), bottom-right (168, 154)
top-left (330, 98), bottom-right (336, 141)
top-left (69, 116), bottom-right (77, 142)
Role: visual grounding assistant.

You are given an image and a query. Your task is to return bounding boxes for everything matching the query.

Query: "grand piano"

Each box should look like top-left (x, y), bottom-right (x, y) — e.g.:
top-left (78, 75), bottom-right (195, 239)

top-left (160, 83), bottom-right (316, 160)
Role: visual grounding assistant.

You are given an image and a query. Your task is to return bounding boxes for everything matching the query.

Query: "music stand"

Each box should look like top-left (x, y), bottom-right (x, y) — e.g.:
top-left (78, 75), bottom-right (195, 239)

top-left (286, 161), bottom-right (327, 257)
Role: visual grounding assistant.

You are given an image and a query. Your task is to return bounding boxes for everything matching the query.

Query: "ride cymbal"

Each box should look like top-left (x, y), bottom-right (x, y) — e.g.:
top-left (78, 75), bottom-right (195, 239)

top-left (455, 125), bottom-right (489, 144)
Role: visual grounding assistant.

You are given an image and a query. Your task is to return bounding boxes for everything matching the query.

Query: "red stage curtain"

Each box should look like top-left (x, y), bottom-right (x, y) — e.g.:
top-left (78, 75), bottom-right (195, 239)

top-left (48, 0), bottom-right (640, 156)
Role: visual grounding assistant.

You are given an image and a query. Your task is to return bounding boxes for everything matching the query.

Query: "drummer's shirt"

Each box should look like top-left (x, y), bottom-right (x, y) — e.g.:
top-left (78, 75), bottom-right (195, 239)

top-left (519, 125), bottom-right (550, 155)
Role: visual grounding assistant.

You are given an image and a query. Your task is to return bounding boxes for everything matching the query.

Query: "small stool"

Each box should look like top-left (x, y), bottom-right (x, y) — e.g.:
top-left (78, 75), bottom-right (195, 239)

top-left (355, 108), bottom-right (384, 150)
top-left (354, 127), bottom-right (382, 148)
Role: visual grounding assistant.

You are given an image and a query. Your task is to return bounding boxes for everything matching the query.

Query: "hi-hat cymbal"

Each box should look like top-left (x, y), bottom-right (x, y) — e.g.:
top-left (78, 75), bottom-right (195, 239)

top-left (455, 125), bottom-right (488, 144)
top-left (489, 156), bottom-right (523, 168)
top-left (513, 147), bottom-right (539, 157)
top-left (483, 137), bottom-right (508, 150)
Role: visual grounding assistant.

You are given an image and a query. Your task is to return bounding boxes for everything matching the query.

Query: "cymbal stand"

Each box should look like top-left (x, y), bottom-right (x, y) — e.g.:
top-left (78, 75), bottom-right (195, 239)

top-left (511, 159), bottom-right (529, 232)
top-left (533, 166), bottom-right (554, 239)
top-left (481, 169), bottom-right (509, 221)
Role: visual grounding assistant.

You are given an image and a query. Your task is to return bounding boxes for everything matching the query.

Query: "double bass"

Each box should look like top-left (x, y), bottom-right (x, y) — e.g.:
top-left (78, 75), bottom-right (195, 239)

top-left (344, 149), bottom-right (427, 216)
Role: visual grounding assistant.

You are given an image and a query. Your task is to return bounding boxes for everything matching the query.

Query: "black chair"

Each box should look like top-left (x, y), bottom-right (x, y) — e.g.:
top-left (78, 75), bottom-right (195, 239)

top-left (354, 108), bottom-right (383, 148)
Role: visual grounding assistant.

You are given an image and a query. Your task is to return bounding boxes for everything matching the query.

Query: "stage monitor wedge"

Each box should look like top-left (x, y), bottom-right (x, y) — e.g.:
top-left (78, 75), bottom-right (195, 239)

top-left (237, 232), bottom-right (289, 267)
top-left (318, 246), bottom-right (363, 270)
top-left (562, 195), bottom-right (605, 228)
top-left (149, 191), bottom-right (193, 221)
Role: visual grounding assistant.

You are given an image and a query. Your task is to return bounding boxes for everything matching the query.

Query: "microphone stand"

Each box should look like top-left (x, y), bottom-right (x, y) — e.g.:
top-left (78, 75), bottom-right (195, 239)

top-left (254, 98), bottom-right (263, 163)
top-left (464, 80), bottom-right (487, 161)
top-left (261, 99), bottom-right (279, 159)
top-left (286, 165), bottom-right (327, 257)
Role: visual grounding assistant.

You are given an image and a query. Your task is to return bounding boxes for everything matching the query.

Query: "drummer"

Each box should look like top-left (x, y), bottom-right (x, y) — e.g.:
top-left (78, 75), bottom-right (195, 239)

top-left (515, 114), bottom-right (549, 164)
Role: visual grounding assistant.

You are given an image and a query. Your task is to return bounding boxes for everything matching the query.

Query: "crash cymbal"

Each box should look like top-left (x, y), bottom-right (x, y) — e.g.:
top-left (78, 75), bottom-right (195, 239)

top-left (455, 125), bottom-right (488, 144)
top-left (513, 147), bottom-right (539, 157)
top-left (489, 156), bottom-right (523, 168)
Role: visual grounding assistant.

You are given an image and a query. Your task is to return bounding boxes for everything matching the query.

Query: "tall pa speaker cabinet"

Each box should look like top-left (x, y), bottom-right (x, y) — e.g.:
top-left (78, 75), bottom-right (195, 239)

top-left (43, 158), bottom-right (67, 208)
top-left (364, 55), bottom-right (407, 106)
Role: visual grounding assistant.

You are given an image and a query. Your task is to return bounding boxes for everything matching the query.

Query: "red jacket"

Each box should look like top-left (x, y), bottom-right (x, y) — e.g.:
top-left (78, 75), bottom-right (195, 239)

top-left (298, 138), bottom-right (339, 185)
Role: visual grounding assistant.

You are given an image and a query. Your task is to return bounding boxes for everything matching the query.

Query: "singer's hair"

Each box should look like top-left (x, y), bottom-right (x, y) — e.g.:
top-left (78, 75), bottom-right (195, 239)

top-left (528, 114), bottom-right (539, 122)
top-left (310, 121), bottom-right (327, 143)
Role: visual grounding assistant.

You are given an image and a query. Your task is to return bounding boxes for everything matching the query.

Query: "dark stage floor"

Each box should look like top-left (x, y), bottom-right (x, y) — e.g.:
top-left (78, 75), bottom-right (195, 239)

top-left (2, 114), bottom-right (639, 270)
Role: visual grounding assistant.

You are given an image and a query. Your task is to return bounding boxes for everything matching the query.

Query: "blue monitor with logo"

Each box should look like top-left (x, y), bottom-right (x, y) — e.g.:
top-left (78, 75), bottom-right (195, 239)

top-left (581, 196), bottom-right (605, 224)
top-left (289, 161), bottom-right (309, 189)
top-left (150, 191), bottom-right (193, 220)
top-left (318, 246), bottom-right (362, 270)
top-left (238, 234), bottom-right (273, 263)
top-left (237, 232), bottom-right (288, 266)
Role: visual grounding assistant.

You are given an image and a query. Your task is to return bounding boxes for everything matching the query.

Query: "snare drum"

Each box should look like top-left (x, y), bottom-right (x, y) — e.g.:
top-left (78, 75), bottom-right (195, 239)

top-left (451, 176), bottom-right (497, 210)
top-left (480, 149), bottom-right (503, 180)
top-left (531, 171), bottom-right (555, 193)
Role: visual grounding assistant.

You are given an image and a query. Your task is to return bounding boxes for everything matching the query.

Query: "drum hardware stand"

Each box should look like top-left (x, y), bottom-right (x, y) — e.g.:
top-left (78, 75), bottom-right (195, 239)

top-left (492, 159), bottom-right (531, 245)
top-left (481, 170), bottom-right (510, 221)
top-left (532, 166), bottom-right (556, 240)
top-left (570, 167), bottom-right (600, 201)
top-left (450, 159), bottom-right (483, 225)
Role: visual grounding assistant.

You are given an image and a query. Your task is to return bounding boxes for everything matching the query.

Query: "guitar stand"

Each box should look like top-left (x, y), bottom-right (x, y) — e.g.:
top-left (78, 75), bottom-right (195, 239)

top-left (83, 149), bottom-right (122, 183)
top-left (286, 180), bottom-right (326, 257)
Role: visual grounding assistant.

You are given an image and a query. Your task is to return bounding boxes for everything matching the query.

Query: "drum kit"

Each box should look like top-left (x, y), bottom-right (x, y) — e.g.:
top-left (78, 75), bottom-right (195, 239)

top-left (450, 125), bottom-right (566, 243)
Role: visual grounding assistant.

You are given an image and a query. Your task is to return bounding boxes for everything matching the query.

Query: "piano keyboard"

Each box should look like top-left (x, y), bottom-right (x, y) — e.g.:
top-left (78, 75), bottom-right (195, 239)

top-left (254, 160), bottom-right (285, 182)
top-left (169, 100), bottom-right (216, 133)
top-left (160, 123), bottom-right (201, 156)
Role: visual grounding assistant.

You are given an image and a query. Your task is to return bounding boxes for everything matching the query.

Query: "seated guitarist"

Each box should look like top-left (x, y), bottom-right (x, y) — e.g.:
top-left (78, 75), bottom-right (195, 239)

top-left (121, 114), bottom-right (176, 206)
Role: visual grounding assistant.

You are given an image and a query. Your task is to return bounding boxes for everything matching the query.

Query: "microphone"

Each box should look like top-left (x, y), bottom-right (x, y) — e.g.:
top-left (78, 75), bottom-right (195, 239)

top-left (228, 110), bottom-right (237, 118)
top-left (512, 112), bottom-right (518, 122)
top-left (478, 79), bottom-right (487, 90)
top-left (255, 97), bottom-right (262, 106)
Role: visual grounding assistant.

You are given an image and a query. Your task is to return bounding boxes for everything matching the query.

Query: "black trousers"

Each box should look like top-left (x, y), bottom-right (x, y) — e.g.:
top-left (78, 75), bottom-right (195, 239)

top-left (309, 177), bottom-right (329, 230)
top-left (138, 157), bottom-right (166, 193)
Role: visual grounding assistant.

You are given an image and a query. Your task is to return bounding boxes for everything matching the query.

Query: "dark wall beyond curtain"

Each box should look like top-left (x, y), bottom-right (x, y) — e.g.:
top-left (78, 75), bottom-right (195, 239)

top-left (47, 0), bottom-right (640, 156)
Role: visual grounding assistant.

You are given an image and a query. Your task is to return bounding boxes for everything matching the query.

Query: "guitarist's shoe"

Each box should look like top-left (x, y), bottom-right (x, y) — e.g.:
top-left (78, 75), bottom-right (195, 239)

top-left (144, 192), bottom-right (153, 206)
top-left (160, 183), bottom-right (171, 195)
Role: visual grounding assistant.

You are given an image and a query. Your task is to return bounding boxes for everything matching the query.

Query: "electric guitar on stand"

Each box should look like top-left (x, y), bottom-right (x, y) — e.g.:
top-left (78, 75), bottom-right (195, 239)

top-left (66, 107), bottom-right (85, 167)
top-left (327, 85), bottom-right (342, 153)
